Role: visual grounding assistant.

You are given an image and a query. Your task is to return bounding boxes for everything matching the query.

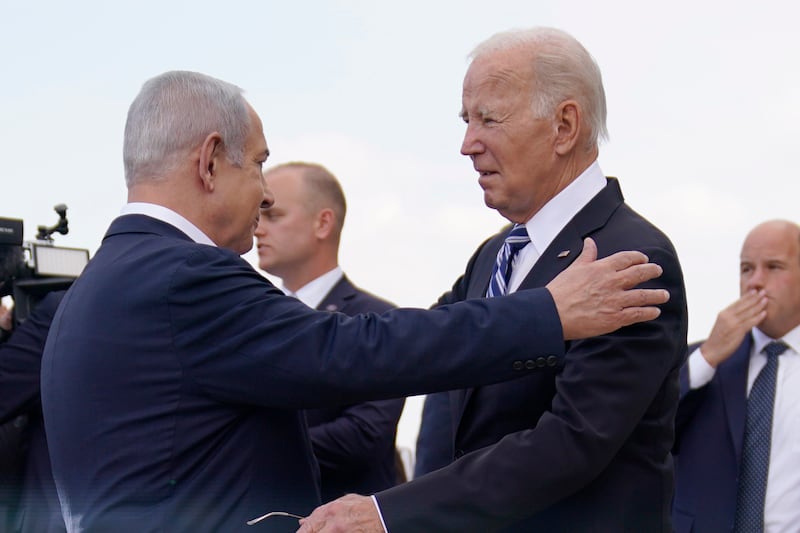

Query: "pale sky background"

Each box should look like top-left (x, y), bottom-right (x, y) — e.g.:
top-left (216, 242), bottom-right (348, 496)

top-left (3, 0), bottom-right (799, 459)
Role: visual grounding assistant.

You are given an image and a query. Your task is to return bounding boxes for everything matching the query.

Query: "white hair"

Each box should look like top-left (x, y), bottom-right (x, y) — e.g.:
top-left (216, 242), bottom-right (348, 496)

top-left (469, 27), bottom-right (609, 148)
top-left (123, 71), bottom-right (252, 186)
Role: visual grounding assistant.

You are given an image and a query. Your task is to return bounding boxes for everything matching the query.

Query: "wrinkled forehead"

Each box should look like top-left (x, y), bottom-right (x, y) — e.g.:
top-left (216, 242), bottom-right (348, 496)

top-left (460, 54), bottom-right (533, 120)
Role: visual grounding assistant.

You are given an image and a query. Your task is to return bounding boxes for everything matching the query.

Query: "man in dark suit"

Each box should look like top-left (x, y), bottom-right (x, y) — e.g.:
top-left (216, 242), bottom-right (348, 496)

top-left (40, 70), bottom-right (669, 533)
top-left (254, 161), bottom-right (405, 502)
top-left (0, 291), bottom-right (66, 533)
top-left (299, 26), bottom-right (688, 533)
top-left (672, 220), bottom-right (800, 532)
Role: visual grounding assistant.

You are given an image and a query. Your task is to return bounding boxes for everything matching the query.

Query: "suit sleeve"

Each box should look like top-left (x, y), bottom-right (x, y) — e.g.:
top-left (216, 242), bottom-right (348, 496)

top-left (168, 248), bottom-right (566, 409)
top-left (375, 244), bottom-right (687, 532)
top-left (0, 291), bottom-right (64, 422)
top-left (309, 397), bottom-right (405, 471)
top-left (412, 235), bottom-right (495, 476)
top-left (673, 342), bottom-right (710, 454)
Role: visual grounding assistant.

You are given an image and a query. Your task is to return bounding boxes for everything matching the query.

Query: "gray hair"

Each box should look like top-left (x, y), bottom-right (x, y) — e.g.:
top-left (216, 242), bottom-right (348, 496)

top-left (470, 27), bottom-right (609, 148)
top-left (265, 162), bottom-right (347, 236)
top-left (123, 71), bottom-right (252, 186)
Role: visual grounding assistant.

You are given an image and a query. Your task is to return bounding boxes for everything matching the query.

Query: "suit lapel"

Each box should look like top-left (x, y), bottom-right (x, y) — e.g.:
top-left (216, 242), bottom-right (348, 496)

top-left (452, 231), bottom-right (509, 425)
top-left (316, 275), bottom-right (355, 312)
top-left (718, 335), bottom-right (753, 460)
top-left (519, 178), bottom-right (623, 291)
top-left (456, 179), bottom-right (624, 429)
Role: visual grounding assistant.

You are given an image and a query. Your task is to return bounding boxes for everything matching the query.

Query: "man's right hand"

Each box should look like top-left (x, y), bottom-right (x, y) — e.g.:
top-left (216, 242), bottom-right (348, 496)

top-left (699, 290), bottom-right (767, 367)
top-left (546, 238), bottom-right (669, 340)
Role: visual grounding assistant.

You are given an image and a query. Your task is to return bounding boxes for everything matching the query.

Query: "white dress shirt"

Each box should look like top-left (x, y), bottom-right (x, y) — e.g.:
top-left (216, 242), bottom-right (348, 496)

top-left (507, 160), bottom-right (606, 293)
top-left (284, 266), bottom-right (343, 309)
top-left (688, 325), bottom-right (800, 532)
top-left (120, 202), bottom-right (216, 246)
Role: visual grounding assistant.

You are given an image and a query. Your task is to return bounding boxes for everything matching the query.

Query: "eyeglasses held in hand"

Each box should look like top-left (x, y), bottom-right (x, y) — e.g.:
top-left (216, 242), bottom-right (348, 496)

top-left (246, 511), bottom-right (305, 526)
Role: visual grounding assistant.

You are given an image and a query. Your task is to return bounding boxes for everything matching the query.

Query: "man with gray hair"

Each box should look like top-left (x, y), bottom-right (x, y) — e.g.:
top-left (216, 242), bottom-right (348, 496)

top-left (40, 69), bottom-right (669, 533)
top-left (299, 26), bottom-right (688, 533)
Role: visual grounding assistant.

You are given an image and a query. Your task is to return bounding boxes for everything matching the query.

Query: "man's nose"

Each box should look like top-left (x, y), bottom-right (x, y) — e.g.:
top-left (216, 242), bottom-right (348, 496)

top-left (261, 181), bottom-right (275, 210)
top-left (254, 218), bottom-right (266, 237)
top-left (745, 267), bottom-right (765, 290)
top-left (460, 123), bottom-right (483, 156)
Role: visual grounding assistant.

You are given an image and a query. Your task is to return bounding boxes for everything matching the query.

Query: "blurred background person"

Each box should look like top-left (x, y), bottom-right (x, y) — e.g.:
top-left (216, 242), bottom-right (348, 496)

top-left (673, 219), bottom-right (800, 533)
top-left (254, 162), bottom-right (405, 501)
top-left (0, 242), bottom-right (67, 532)
top-left (0, 291), bottom-right (66, 533)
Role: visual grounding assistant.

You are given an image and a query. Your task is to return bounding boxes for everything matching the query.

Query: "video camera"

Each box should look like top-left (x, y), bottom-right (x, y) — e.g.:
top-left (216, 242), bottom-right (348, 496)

top-left (0, 204), bottom-right (90, 324)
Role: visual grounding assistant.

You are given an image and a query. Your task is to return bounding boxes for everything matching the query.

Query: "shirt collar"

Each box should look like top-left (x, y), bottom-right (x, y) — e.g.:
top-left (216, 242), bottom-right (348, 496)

top-left (522, 160), bottom-right (606, 256)
top-left (752, 323), bottom-right (800, 355)
top-left (120, 202), bottom-right (216, 247)
top-left (289, 266), bottom-right (344, 309)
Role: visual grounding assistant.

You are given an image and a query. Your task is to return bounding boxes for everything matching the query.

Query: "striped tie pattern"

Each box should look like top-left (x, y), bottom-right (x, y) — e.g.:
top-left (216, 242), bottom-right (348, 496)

top-left (486, 224), bottom-right (530, 298)
top-left (733, 340), bottom-right (789, 532)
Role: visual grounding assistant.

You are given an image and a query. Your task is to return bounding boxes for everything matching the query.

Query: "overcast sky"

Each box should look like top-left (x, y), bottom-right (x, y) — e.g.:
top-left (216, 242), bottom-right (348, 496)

top-left (3, 0), bottom-right (799, 453)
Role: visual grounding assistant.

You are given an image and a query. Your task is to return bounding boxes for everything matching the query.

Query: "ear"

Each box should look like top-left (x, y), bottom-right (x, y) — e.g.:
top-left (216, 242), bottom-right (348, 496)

top-left (553, 100), bottom-right (581, 156)
top-left (314, 208), bottom-right (336, 240)
top-left (197, 132), bottom-right (224, 192)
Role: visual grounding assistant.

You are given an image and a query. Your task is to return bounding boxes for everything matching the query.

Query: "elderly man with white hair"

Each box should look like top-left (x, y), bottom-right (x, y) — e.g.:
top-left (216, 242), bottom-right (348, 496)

top-left (300, 26), bottom-right (688, 533)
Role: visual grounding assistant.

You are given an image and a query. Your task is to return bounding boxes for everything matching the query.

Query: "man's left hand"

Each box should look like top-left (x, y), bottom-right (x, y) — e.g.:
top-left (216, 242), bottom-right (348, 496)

top-left (296, 494), bottom-right (383, 533)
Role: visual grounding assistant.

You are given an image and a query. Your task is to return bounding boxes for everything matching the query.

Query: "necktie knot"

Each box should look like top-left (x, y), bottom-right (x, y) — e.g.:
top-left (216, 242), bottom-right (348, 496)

top-left (486, 224), bottom-right (531, 298)
top-left (763, 340), bottom-right (789, 359)
top-left (505, 224), bottom-right (530, 253)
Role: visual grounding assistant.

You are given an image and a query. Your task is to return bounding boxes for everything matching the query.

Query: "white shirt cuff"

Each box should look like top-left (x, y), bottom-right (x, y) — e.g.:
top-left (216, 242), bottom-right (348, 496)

top-left (371, 495), bottom-right (389, 533)
top-left (688, 347), bottom-right (717, 389)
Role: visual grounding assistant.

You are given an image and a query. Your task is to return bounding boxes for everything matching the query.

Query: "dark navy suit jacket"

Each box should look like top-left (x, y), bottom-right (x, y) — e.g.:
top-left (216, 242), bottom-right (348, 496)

top-left (672, 338), bottom-right (753, 533)
top-left (0, 291), bottom-right (66, 533)
top-left (40, 214), bottom-right (567, 533)
top-left (304, 275), bottom-right (404, 502)
top-left (376, 178), bottom-right (688, 532)
top-left (413, 391), bottom-right (453, 477)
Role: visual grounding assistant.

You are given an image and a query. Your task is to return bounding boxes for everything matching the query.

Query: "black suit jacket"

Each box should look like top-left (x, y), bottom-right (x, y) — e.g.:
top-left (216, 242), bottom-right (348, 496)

top-left (40, 214), bottom-right (568, 533)
top-left (376, 178), bottom-right (688, 532)
top-left (304, 275), bottom-right (405, 502)
top-left (0, 291), bottom-right (66, 533)
top-left (672, 338), bottom-right (753, 532)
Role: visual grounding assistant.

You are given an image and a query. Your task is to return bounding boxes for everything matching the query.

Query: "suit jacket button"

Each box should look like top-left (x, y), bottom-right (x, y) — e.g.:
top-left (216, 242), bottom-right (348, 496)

top-left (525, 359), bottom-right (536, 370)
top-left (536, 357), bottom-right (547, 368)
top-left (546, 355), bottom-right (558, 367)
top-left (454, 449), bottom-right (465, 459)
top-left (513, 360), bottom-right (524, 371)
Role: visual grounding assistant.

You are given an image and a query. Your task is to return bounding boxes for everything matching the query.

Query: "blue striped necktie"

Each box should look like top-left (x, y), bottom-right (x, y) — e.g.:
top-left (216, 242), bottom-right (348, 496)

top-left (733, 340), bottom-right (789, 532)
top-left (486, 224), bottom-right (530, 298)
